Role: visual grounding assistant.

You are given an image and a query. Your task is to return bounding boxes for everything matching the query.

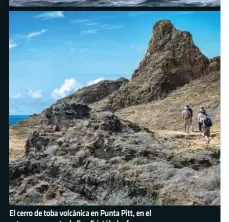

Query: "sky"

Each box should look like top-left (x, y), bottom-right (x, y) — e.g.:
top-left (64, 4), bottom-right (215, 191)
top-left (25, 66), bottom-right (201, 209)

top-left (9, 11), bottom-right (220, 115)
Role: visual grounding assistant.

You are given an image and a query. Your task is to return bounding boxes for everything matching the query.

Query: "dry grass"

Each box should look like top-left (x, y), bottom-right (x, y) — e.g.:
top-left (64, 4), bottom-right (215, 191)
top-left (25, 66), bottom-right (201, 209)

top-left (115, 73), bottom-right (220, 140)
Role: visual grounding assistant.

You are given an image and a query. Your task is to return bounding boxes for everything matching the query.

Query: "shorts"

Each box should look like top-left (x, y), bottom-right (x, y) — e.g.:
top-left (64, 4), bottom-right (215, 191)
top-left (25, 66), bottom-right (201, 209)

top-left (184, 118), bottom-right (191, 125)
top-left (203, 127), bottom-right (210, 137)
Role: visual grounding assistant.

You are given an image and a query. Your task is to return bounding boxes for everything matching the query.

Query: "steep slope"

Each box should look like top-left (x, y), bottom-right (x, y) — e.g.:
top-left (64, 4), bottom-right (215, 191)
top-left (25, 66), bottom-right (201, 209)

top-left (115, 57), bottom-right (220, 132)
top-left (9, 78), bottom-right (128, 161)
top-left (57, 77), bottom-right (128, 105)
top-left (93, 20), bottom-right (213, 112)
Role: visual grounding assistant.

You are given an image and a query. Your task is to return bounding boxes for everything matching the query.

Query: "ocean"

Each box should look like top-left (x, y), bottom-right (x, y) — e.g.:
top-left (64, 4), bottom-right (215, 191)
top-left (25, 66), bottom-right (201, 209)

top-left (9, 115), bottom-right (30, 127)
top-left (9, 0), bottom-right (220, 6)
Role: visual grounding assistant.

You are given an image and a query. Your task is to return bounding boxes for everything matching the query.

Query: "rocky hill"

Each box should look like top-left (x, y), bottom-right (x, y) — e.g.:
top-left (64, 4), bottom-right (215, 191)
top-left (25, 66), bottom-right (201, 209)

top-left (9, 20), bottom-right (220, 205)
top-left (57, 77), bottom-right (128, 105)
top-left (92, 20), bottom-right (215, 112)
top-left (9, 106), bottom-right (220, 205)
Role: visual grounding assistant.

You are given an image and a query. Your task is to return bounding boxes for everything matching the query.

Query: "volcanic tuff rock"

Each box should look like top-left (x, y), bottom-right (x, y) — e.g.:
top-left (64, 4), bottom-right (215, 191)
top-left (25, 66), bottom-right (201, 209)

top-left (93, 20), bottom-right (213, 111)
top-left (208, 56), bottom-right (220, 74)
top-left (9, 78), bottom-right (128, 131)
top-left (57, 77), bottom-right (129, 105)
top-left (9, 106), bottom-right (220, 205)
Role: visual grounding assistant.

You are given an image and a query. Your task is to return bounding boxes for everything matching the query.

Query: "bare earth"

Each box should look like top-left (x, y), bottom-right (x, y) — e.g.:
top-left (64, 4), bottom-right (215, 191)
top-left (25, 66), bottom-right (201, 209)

top-left (9, 128), bottom-right (27, 162)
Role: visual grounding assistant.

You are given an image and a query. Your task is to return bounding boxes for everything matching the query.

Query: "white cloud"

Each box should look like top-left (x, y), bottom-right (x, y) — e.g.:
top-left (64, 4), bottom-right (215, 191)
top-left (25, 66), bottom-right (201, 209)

top-left (9, 39), bottom-right (17, 49)
top-left (52, 78), bottom-right (79, 99)
top-left (71, 18), bottom-right (123, 34)
top-left (87, 78), bottom-right (104, 86)
top-left (35, 11), bottom-right (65, 20)
top-left (70, 19), bottom-right (90, 24)
top-left (27, 29), bottom-right (47, 39)
top-left (28, 90), bottom-right (43, 99)
top-left (80, 24), bottom-right (123, 35)
top-left (10, 93), bottom-right (22, 99)
top-left (99, 24), bottom-right (124, 30)
top-left (81, 29), bottom-right (98, 35)
top-left (81, 22), bottom-right (100, 27)
top-left (10, 30), bottom-right (47, 42)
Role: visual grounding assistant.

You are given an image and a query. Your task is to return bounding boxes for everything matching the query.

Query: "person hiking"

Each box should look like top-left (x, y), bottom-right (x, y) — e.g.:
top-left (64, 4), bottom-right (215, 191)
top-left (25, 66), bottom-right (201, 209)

top-left (198, 110), bottom-right (207, 132)
top-left (186, 105), bottom-right (193, 131)
top-left (200, 106), bottom-right (207, 116)
top-left (182, 106), bottom-right (192, 133)
top-left (202, 115), bottom-right (213, 144)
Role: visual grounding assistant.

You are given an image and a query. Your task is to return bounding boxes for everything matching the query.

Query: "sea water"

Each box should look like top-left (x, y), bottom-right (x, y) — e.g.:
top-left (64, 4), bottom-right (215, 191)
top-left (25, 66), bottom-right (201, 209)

top-left (9, 115), bottom-right (30, 127)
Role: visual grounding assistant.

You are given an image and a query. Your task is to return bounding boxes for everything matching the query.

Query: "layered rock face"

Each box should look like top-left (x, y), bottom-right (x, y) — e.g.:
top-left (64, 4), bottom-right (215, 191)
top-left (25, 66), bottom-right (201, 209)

top-left (93, 20), bottom-right (212, 111)
top-left (57, 77), bottom-right (128, 105)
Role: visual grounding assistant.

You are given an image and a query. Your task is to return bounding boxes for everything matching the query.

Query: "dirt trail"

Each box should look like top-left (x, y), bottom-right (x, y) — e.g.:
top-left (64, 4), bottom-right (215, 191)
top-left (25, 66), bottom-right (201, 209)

top-left (155, 126), bottom-right (220, 153)
top-left (9, 126), bottom-right (65, 162)
top-left (9, 129), bottom-right (27, 162)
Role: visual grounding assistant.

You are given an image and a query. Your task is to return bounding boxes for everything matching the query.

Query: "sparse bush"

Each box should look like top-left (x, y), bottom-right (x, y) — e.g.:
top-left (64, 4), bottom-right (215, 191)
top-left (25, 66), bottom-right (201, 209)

top-left (24, 188), bottom-right (43, 204)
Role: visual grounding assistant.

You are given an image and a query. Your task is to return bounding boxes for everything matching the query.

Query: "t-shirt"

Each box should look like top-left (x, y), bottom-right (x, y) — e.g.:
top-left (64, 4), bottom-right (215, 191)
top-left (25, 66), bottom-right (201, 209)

top-left (182, 109), bottom-right (191, 119)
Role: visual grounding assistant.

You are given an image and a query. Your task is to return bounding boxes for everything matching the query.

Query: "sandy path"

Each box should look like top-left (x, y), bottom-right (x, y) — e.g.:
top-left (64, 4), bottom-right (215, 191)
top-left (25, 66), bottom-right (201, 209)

top-left (155, 126), bottom-right (220, 153)
top-left (9, 129), bottom-right (27, 162)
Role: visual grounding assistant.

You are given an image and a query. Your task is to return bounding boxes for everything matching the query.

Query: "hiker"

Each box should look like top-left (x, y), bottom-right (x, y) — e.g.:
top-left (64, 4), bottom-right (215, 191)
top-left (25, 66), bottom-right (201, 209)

top-left (186, 105), bottom-right (193, 131)
top-left (202, 115), bottom-right (213, 144)
top-left (198, 108), bottom-right (207, 132)
top-left (182, 106), bottom-right (192, 133)
top-left (200, 106), bottom-right (207, 116)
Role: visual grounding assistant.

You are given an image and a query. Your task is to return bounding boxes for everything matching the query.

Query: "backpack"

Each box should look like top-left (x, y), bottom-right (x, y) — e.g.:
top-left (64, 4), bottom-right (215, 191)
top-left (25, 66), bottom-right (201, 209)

top-left (188, 108), bottom-right (193, 117)
top-left (183, 110), bottom-right (191, 119)
top-left (204, 117), bottom-right (213, 127)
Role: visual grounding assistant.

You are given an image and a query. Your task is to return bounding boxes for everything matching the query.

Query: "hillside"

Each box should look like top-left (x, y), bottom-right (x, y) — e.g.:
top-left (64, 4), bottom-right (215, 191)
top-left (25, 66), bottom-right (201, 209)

top-left (92, 20), bottom-right (211, 112)
top-left (9, 20), bottom-right (220, 205)
top-left (115, 58), bottom-right (220, 132)
top-left (57, 77), bottom-right (128, 105)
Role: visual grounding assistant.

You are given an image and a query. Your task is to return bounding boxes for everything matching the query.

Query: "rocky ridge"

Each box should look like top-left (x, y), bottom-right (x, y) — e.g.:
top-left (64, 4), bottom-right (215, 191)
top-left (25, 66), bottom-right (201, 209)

top-left (57, 77), bottom-right (128, 105)
top-left (92, 20), bottom-right (217, 112)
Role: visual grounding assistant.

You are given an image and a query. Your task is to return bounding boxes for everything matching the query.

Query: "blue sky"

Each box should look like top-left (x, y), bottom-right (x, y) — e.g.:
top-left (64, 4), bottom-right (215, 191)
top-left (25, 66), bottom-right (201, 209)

top-left (9, 11), bottom-right (220, 115)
